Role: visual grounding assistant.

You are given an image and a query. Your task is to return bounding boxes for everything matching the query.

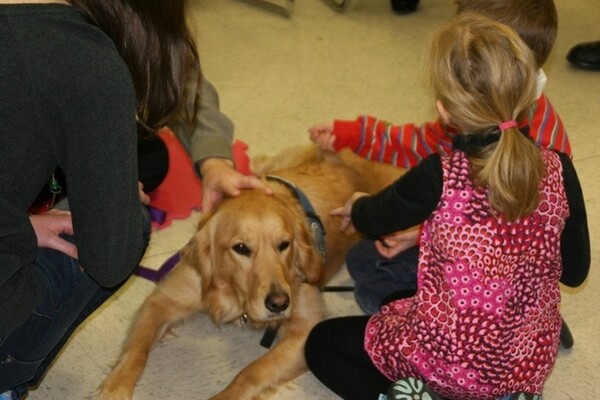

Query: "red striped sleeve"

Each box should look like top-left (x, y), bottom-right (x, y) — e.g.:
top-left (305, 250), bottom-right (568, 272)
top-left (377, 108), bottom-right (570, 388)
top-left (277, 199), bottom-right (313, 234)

top-left (330, 96), bottom-right (570, 169)
top-left (332, 115), bottom-right (454, 168)
top-left (528, 94), bottom-right (572, 157)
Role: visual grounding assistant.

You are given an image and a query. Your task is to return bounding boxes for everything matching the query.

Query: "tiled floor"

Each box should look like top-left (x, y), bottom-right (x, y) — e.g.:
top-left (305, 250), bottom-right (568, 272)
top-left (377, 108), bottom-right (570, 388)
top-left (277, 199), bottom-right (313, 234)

top-left (29, 0), bottom-right (600, 399)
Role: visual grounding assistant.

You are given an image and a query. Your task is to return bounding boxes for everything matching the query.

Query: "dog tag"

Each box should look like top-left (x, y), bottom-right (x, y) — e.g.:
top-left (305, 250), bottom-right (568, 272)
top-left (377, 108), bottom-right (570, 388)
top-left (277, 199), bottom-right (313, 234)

top-left (310, 220), bottom-right (327, 258)
top-left (260, 326), bottom-right (279, 349)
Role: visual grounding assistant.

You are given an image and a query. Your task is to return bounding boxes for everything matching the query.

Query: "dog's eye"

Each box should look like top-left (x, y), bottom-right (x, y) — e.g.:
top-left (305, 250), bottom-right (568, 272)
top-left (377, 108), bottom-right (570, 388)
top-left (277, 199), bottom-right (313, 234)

top-left (278, 240), bottom-right (290, 252)
top-left (232, 243), bottom-right (251, 256)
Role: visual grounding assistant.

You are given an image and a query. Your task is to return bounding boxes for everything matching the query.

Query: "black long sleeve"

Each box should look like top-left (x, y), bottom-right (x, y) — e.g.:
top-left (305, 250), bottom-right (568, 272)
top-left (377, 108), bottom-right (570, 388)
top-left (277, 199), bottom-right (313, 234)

top-left (1, 4), bottom-right (146, 336)
top-left (351, 154), bottom-right (443, 237)
top-left (557, 152), bottom-right (590, 287)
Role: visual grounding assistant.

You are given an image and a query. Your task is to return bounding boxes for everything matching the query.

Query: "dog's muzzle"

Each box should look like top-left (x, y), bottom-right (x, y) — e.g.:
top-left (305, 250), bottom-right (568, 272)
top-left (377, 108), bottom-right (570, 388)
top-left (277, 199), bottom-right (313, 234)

top-left (265, 291), bottom-right (290, 313)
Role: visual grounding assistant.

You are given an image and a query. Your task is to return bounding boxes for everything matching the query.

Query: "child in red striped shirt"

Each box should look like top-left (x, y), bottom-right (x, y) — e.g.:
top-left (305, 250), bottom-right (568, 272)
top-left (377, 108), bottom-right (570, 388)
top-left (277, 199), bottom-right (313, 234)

top-left (311, 89), bottom-right (568, 168)
top-left (309, 0), bottom-right (571, 314)
top-left (311, 0), bottom-right (569, 165)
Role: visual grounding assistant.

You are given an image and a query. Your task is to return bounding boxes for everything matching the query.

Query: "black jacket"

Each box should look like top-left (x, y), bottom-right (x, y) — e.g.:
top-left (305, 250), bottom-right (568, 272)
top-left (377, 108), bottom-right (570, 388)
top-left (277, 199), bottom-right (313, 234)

top-left (0, 4), bottom-right (146, 337)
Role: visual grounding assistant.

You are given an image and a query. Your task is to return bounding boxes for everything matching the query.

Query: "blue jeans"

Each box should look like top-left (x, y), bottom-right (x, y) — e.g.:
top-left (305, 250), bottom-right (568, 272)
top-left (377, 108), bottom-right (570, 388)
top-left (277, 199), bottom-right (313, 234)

top-left (346, 239), bottom-right (419, 314)
top-left (0, 208), bottom-right (150, 396)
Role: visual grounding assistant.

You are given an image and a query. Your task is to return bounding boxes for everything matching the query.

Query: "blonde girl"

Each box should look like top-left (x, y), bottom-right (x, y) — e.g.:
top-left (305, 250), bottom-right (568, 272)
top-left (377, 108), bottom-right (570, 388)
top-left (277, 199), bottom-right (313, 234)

top-left (304, 13), bottom-right (589, 400)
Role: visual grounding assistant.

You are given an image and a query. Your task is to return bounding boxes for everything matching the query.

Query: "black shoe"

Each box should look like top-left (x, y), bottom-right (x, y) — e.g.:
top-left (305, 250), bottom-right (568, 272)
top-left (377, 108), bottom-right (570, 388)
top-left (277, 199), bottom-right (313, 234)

top-left (387, 377), bottom-right (442, 400)
top-left (567, 40), bottom-right (600, 71)
top-left (500, 393), bottom-right (543, 400)
top-left (0, 386), bottom-right (28, 400)
top-left (391, 0), bottom-right (419, 14)
top-left (560, 318), bottom-right (574, 349)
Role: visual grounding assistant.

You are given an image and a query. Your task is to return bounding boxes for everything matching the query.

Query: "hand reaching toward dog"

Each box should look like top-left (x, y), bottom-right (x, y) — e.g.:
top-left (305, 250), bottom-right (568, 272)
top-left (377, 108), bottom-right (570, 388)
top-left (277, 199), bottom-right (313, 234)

top-left (330, 191), bottom-right (369, 234)
top-left (331, 193), bottom-right (421, 256)
top-left (29, 209), bottom-right (78, 259)
top-left (308, 121), bottom-right (336, 151)
top-left (200, 157), bottom-right (273, 213)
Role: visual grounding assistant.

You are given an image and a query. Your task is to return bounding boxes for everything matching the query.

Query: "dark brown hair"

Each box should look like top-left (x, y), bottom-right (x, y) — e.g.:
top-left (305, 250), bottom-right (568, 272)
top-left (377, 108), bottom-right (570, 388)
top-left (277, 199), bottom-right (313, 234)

top-left (454, 0), bottom-right (558, 68)
top-left (69, 0), bottom-right (199, 137)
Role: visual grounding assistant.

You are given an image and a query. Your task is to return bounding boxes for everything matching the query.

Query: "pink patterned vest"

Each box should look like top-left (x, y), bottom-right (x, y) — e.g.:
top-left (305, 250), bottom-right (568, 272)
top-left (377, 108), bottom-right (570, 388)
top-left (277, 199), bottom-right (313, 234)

top-left (364, 149), bottom-right (569, 399)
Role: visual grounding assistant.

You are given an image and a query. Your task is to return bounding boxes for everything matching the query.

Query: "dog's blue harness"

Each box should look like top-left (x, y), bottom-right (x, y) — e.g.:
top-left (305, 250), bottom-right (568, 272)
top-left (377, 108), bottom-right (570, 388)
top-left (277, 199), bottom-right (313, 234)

top-left (266, 175), bottom-right (327, 259)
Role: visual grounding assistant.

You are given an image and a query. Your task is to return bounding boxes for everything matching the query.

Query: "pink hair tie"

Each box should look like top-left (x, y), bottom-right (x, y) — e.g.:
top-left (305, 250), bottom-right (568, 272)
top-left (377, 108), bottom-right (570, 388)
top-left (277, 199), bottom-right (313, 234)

top-left (499, 120), bottom-right (518, 131)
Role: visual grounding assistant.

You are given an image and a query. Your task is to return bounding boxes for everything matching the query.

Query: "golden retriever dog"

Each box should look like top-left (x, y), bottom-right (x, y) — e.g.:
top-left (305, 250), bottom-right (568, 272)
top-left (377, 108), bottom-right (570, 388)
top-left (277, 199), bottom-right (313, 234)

top-left (97, 146), bottom-right (403, 400)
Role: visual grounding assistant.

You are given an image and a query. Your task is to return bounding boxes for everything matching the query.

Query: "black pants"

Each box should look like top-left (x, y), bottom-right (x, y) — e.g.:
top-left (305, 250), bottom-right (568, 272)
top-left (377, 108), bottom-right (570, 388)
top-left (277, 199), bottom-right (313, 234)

top-left (0, 207), bottom-right (151, 395)
top-left (304, 315), bottom-right (391, 399)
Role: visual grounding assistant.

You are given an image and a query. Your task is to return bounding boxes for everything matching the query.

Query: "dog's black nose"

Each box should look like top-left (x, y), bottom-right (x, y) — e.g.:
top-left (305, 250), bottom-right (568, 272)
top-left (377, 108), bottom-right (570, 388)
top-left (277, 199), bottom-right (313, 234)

top-left (265, 292), bottom-right (290, 313)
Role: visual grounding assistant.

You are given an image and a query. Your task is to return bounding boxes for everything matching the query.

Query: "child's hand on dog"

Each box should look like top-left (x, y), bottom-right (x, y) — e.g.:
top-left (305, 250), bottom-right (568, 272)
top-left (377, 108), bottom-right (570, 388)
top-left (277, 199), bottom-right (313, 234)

top-left (330, 191), bottom-right (369, 234)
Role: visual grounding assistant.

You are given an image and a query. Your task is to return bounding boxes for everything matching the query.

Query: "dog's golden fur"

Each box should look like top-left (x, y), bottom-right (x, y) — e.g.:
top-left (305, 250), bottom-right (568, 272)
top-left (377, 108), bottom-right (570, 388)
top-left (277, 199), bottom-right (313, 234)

top-left (97, 146), bottom-right (404, 400)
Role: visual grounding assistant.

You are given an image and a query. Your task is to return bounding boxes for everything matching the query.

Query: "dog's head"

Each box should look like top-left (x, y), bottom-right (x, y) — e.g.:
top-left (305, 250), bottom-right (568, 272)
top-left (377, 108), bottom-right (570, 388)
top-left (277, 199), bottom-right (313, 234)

top-left (180, 190), bottom-right (324, 327)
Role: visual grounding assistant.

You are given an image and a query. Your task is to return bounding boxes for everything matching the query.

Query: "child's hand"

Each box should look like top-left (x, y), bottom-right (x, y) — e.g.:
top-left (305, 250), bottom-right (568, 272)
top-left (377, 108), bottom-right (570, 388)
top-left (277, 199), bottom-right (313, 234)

top-left (374, 227), bottom-right (420, 259)
top-left (330, 192), bottom-right (369, 234)
top-left (308, 121), bottom-right (335, 151)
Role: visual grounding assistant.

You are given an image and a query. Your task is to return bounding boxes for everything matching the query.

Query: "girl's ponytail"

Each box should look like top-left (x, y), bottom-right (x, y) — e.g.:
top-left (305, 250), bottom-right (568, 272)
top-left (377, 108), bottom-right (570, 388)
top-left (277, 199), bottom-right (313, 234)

top-left (473, 123), bottom-right (544, 221)
top-left (429, 13), bottom-right (544, 221)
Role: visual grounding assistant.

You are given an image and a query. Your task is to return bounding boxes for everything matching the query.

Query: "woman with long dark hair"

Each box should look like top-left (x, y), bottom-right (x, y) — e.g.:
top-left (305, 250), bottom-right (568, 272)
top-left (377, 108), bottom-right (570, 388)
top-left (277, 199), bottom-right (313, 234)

top-left (0, 1), bottom-right (257, 398)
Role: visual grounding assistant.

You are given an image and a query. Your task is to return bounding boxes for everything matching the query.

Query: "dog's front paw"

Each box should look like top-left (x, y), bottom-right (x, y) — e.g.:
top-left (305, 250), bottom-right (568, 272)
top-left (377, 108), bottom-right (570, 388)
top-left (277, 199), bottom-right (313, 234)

top-left (209, 386), bottom-right (271, 400)
top-left (96, 377), bottom-right (135, 400)
top-left (209, 388), bottom-right (244, 400)
top-left (209, 391), bottom-right (230, 400)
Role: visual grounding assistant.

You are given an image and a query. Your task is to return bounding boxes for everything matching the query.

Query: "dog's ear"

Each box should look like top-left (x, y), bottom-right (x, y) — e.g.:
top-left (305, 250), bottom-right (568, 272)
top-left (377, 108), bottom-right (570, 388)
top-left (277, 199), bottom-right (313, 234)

top-left (292, 217), bottom-right (325, 285)
top-left (181, 211), bottom-right (242, 325)
top-left (180, 212), bottom-right (214, 299)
